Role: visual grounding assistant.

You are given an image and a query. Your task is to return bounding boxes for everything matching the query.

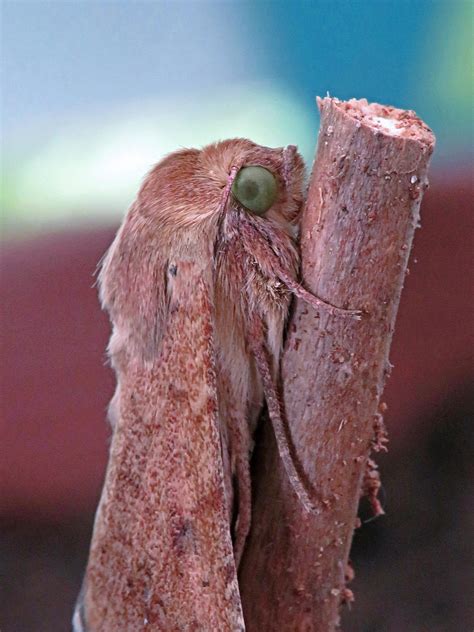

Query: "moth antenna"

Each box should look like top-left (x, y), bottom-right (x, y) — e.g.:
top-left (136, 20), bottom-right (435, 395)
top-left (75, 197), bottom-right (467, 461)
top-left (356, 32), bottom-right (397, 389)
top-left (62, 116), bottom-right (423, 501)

top-left (277, 269), bottom-right (362, 319)
top-left (222, 166), bottom-right (238, 209)
top-left (282, 144), bottom-right (297, 187)
top-left (248, 317), bottom-right (319, 514)
top-left (214, 165), bottom-right (239, 259)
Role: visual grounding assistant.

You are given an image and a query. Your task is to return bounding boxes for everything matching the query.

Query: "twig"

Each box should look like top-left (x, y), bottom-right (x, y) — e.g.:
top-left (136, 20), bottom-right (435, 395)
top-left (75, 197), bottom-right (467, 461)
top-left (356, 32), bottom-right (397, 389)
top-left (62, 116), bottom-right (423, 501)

top-left (239, 97), bottom-right (435, 630)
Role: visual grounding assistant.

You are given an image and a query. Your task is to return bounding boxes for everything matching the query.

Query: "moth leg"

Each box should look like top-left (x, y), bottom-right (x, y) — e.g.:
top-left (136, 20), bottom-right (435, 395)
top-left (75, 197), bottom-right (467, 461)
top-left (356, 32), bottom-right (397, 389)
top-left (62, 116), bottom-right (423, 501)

top-left (278, 269), bottom-right (362, 319)
top-left (232, 434), bottom-right (252, 567)
top-left (218, 375), bottom-right (253, 567)
top-left (227, 405), bottom-right (253, 567)
top-left (248, 316), bottom-right (320, 514)
top-left (238, 213), bottom-right (362, 318)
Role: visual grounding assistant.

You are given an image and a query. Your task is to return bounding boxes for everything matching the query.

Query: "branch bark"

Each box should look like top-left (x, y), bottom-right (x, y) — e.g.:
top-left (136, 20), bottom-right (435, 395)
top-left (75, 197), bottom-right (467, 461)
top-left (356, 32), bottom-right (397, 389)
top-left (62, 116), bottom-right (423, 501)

top-left (239, 97), bottom-right (435, 630)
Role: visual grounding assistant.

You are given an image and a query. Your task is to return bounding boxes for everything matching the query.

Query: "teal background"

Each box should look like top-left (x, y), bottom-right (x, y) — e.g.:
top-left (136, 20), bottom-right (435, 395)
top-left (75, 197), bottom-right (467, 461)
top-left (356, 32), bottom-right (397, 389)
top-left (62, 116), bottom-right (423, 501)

top-left (2, 0), bottom-right (472, 233)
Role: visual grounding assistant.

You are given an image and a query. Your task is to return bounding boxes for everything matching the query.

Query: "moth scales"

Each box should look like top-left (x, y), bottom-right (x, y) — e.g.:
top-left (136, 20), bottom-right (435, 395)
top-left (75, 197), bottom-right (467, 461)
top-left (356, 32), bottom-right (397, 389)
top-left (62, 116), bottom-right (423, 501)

top-left (74, 139), bottom-right (358, 631)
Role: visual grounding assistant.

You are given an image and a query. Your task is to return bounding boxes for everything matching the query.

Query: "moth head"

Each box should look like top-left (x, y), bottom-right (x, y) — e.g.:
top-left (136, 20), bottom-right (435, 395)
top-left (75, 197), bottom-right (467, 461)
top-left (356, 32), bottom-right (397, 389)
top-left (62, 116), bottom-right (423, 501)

top-left (132, 139), bottom-right (304, 233)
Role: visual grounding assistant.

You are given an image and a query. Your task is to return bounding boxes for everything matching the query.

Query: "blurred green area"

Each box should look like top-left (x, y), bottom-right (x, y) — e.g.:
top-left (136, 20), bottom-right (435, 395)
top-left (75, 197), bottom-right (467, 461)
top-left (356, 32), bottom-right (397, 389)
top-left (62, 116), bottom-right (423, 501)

top-left (417, 0), bottom-right (473, 152)
top-left (1, 85), bottom-right (314, 235)
top-left (1, 1), bottom-right (472, 237)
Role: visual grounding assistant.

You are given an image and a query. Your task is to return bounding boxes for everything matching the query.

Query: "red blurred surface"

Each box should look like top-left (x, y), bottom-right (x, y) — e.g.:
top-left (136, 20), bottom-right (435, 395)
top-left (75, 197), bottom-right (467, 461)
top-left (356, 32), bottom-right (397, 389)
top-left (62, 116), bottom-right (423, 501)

top-left (1, 230), bottom-right (114, 519)
top-left (1, 169), bottom-right (473, 520)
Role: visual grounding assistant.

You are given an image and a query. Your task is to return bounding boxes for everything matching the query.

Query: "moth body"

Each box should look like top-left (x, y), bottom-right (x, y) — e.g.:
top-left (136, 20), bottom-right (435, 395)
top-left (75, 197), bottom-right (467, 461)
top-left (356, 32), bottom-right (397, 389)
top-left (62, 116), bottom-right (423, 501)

top-left (75, 139), bottom-right (306, 631)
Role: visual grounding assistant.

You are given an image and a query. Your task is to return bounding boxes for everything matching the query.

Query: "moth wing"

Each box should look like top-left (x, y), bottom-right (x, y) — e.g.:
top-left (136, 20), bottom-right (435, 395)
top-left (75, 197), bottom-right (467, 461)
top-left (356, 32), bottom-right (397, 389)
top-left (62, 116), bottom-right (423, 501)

top-left (76, 260), bottom-right (244, 631)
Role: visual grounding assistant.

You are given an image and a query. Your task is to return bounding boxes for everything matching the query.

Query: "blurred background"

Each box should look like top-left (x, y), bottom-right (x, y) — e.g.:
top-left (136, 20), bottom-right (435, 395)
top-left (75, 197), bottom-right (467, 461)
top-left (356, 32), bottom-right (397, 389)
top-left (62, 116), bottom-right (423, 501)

top-left (1, 1), bottom-right (472, 630)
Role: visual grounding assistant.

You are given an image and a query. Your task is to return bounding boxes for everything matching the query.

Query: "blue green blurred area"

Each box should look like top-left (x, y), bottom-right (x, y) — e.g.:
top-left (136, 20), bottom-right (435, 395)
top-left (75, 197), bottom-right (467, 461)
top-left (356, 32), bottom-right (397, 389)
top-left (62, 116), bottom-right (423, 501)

top-left (1, 0), bottom-right (472, 235)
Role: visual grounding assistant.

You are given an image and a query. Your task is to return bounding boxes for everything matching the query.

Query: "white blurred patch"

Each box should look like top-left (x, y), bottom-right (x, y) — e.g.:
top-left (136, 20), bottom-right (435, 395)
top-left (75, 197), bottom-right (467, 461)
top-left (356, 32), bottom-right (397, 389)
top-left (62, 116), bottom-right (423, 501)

top-left (2, 84), bottom-right (314, 234)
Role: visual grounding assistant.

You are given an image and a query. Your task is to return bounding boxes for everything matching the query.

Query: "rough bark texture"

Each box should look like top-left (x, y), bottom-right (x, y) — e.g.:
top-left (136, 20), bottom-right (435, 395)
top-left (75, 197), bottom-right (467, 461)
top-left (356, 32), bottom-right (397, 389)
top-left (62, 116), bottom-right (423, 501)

top-left (239, 97), bottom-right (435, 630)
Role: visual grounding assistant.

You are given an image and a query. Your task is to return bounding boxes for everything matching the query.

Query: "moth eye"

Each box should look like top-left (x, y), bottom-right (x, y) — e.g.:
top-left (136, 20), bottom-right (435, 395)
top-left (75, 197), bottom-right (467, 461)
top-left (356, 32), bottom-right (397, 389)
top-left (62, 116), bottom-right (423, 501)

top-left (231, 166), bottom-right (278, 216)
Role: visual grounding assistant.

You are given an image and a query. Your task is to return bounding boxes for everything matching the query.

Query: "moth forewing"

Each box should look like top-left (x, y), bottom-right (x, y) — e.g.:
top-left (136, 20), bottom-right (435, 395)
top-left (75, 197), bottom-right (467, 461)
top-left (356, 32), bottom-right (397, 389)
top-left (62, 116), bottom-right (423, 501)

top-left (77, 259), bottom-right (244, 630)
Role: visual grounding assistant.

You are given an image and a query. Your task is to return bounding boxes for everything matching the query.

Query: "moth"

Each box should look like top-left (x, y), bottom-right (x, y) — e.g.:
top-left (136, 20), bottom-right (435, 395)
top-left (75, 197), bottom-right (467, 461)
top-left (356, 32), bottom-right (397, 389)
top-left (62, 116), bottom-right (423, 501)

top-left (74, 139), bottom-right (356, 631)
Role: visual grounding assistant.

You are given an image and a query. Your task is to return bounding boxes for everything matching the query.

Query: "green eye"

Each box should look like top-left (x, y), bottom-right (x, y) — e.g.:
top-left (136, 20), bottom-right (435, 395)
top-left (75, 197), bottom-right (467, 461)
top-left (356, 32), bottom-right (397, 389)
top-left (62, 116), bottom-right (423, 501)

top-left (231, 166), bottom-right (278, 215)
